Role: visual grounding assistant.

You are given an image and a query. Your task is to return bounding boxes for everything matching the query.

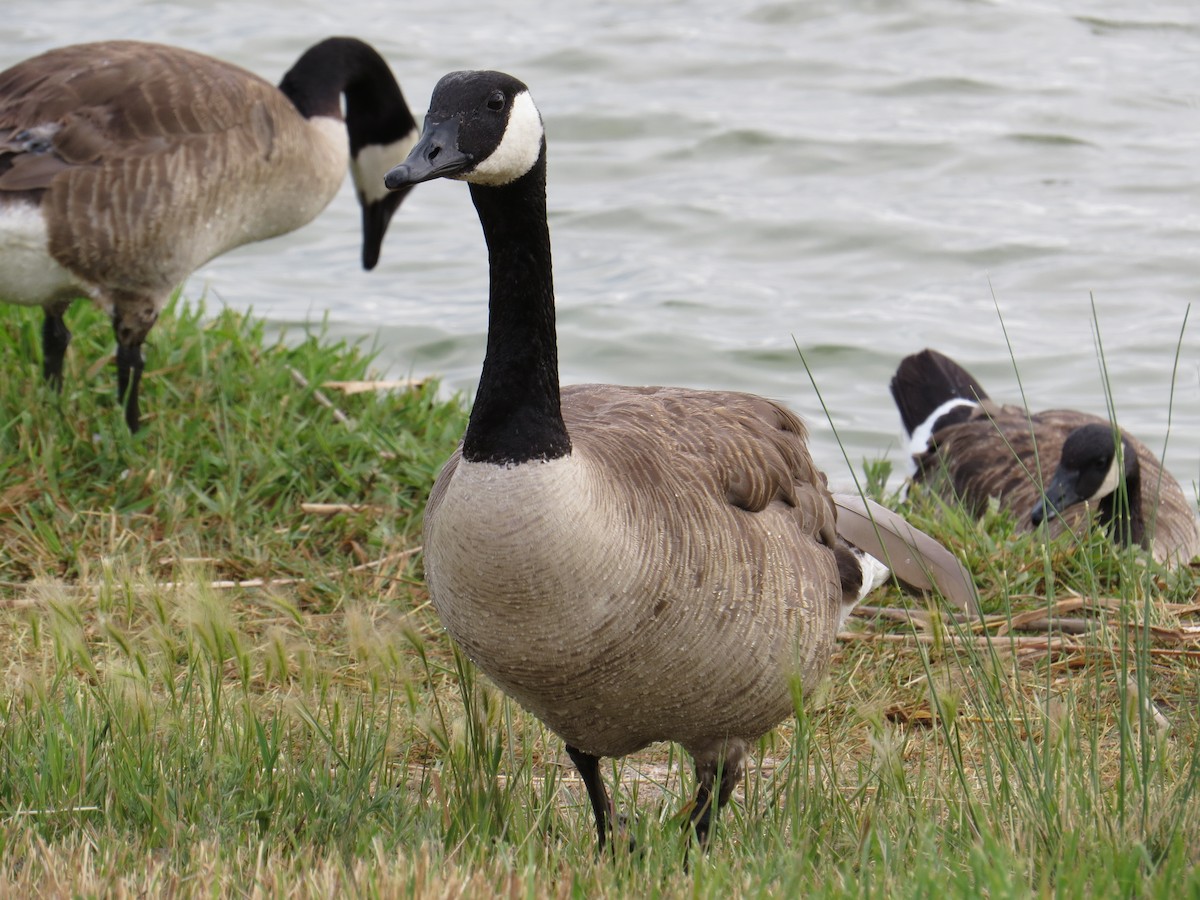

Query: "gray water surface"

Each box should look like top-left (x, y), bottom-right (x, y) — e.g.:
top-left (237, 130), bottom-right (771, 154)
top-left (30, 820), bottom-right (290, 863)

top-left (5, 1), bottom-right (1199, 495)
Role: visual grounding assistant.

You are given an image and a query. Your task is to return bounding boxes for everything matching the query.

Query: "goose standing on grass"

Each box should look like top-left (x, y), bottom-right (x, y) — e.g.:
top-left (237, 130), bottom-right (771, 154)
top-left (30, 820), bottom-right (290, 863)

top-left (0, 38), bottom-right (418, 431)
top-left (891, 348), bottom-right (1200, 567)
top-left (383, 70), bottom-right (974, 852)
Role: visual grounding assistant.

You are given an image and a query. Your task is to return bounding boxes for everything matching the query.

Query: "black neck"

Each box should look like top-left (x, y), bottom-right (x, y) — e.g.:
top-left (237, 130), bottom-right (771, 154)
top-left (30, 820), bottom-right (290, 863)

top-left (462, 150), bottom-right (571, 465)
top-left (278, 37), bottom-right (415, 153)
top-left (1099, 465), bottom-right (1145, 550)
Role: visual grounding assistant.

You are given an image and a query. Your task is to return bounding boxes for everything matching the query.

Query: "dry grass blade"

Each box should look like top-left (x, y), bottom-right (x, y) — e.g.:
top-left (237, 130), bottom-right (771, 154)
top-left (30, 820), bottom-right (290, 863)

top-left (301, 503), bottom-right (386, 516)
top-left (322, 379), bottom-right (425, 394)
top-left (347, 547), bottom-right (422, 572)
top-left (838, 628), bottom-right (1084, 655)
top-left (289, 365), bottom-right (353, 427)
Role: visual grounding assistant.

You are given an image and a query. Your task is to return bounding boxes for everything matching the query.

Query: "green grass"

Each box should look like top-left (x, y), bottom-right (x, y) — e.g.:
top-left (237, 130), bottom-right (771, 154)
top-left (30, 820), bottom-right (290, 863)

top-left (0, 296), bottom-right (462, 586)
top-left (0, 298), bottom-right (1197, 896)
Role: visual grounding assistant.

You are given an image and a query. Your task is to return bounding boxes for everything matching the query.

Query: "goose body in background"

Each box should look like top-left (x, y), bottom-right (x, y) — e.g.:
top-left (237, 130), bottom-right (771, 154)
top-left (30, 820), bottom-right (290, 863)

top-left (0, 38), bottom-right (418, 431)
top-left (383, 71), bottom-right (973, 852)
top-left (891, 348), bottom-right (1200, 567)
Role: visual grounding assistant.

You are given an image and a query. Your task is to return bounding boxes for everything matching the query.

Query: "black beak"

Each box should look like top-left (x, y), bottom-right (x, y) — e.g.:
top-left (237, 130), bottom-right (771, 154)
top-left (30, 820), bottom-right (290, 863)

top-left (360, 188), bottom-right (410, 270)
top-left (1031, 469), bottom-right (1081, 527)
top-left (384, 117), bottom-right (471, 189)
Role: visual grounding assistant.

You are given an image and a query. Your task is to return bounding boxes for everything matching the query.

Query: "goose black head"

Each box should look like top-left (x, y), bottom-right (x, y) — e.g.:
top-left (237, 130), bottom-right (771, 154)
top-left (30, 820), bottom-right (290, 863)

top-left (384, 70), bottom-right (544, 190)
top-left (1031, 423), bottom-right (1138, 528)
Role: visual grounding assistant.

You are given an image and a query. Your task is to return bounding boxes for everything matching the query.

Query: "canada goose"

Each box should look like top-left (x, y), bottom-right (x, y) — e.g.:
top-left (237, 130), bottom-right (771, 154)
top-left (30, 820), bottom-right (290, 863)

top-left (0, 37), bottom-right (417, 431)
top-left (891, 348), bottom-right (1200, 567)
top-left (383, 71), bottom-right (974, 852)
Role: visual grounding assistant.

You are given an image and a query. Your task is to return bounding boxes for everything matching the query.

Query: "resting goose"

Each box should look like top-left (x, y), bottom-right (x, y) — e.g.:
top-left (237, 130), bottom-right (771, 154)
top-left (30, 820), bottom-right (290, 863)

top-left (384, 71), bottom-right (974, 852)
top-left (891, 348), bottom-right (1200, 567)
top-left (0, 37), bottom-right (418, 431)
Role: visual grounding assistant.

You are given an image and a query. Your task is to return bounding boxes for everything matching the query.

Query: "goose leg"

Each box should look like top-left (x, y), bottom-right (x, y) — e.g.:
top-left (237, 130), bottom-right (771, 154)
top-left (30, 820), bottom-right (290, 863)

top-left (115, 341), bottom-right (144, 433)
top-left (689, 743), bottom-right (746, 849)
top-left (565, 744), bottom-right (612, 852)
top-left (42, 309), bottom-right (71, 389)
top-left (112, 301), bottom-right (157, 433)
top-left (689, 771), bottom-right (719, 848)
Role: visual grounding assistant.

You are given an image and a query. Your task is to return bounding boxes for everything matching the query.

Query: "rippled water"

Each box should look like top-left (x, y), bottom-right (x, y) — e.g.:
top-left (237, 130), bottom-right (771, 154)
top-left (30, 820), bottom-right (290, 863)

top-left (5, 1), bottom-right (1199, 495)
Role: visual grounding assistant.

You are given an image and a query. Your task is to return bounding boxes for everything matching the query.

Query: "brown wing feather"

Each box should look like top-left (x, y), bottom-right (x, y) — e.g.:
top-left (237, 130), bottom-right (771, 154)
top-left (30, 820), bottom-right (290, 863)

top-left (0, 41), bottom-right (323, 293)
top-left (0, 42), bottom-right (277, 151)
top-left (1123, 434), bottom-right (1200, 565)
top-left (561, 383), bottom-right (839, 543)
top-left (1145, 470), bottom-right (1200, 565)
top-left (918, 404), bottom-right (1200, 564)
top-left (917, 405), bottom-right (1089, 525)
top-left (833, 492), bottom-right (979, 615)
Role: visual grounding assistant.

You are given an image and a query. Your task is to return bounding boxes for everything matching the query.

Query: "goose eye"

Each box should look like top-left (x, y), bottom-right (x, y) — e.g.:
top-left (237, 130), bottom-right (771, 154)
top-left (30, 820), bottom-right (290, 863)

top-left (486, 91), bottom-right (505, 112)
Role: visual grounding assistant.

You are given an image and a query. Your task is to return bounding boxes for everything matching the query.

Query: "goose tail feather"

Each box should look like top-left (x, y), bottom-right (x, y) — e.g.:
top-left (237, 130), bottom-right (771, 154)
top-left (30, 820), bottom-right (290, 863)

top-left (890, 348), bottom-right (988, 439)
top-left (833, 492), bottom-right (980, 617)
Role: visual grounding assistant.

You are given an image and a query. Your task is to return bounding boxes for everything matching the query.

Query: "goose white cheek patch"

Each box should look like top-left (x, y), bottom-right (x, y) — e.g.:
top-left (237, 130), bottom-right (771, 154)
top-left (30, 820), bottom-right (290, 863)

top-left (352, 128), bottom-right (418, 202)
top-left (466, 90), bottom-right (543, 186)
top-left (1088, 450), bottom-right (1124, 502)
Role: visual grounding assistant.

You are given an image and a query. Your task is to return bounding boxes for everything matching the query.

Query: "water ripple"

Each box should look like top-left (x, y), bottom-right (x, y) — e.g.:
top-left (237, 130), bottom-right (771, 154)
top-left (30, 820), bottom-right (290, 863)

top-left (3, 0), bottom-right (1198, 494)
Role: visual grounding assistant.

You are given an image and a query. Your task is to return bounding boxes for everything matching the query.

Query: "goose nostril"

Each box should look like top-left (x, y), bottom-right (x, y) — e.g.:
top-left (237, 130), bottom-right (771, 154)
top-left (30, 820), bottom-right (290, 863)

top-left (427, 145), bottom-right (441, 161)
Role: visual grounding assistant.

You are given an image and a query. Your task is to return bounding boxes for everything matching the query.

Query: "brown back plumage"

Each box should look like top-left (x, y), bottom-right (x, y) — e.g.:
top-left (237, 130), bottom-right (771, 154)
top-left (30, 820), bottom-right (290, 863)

top-left (0, 41), bottom-right (347, 296)
top-left (892, 349), bottom-right (1200, 566)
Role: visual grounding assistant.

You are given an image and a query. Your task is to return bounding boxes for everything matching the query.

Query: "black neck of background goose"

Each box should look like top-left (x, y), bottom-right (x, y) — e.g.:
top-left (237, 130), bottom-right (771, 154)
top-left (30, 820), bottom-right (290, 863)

top-left (1098, 463), bottom-right (1145, 550)
top-left (278, 37), bottom-right (416, 152)
top-left (462, 149), bottom-right (572, 465)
